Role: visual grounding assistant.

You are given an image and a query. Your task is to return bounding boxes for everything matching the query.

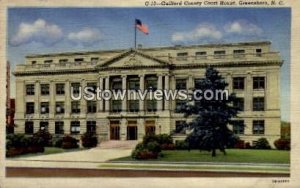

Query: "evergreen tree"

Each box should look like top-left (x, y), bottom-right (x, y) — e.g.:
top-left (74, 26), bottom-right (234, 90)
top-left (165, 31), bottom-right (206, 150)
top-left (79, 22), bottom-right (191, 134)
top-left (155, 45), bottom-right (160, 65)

top-left (179, 67), bottom-right (242, 157)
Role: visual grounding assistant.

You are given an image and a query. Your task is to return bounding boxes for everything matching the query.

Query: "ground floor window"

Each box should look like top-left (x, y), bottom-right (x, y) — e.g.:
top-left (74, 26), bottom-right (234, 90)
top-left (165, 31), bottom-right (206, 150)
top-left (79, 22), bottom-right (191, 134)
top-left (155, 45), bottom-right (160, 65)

top-left (232, 120), bottom-right (245, 135)
top-left (110, 120), bottom-right (120, 140)
top-left (55, 121), bottom-right (64, 134)
top-left (25, 121), bottom-right (34, 134)
top-left (253, 120), bottom-right (265, 134)
top-left (127, 120), bottom-right (137, 140)
top-left (40, 121), bottom-right (49, 131)
top-left (87, 121), bottom-right (96, 134)
top-left (71, 121), bottom-right (80, 134)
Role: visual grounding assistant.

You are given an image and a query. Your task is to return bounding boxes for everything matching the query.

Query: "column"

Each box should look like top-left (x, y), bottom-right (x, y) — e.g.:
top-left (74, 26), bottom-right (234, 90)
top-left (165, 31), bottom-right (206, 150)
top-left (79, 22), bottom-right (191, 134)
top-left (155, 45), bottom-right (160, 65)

top-left (49, 81), bottom-right (55, 118)
top-left (121, 119), bottom-right (127, 141)
top-left (122, 75), bottom-right (127, 112)
top-left (157, 74), bottom-right (163, 111)
top-left (65, 80), bottom-right (71, 117)
top-left (98, 77), bottom-right (104, 112)
top-left (164, 75), bottom-right (170, 110)
top-left (245, 72), bottom-right (252, 111)
top-left (139, 74), bottom-right (145, 112)
top-left (34, 81), bottom-right (40, 118)
top-left (188, 75), bottom-right (194, 89)
top-left (80, 79), bottom-right (87, 116)
top-left (105, 76), bottom-right (110, 112)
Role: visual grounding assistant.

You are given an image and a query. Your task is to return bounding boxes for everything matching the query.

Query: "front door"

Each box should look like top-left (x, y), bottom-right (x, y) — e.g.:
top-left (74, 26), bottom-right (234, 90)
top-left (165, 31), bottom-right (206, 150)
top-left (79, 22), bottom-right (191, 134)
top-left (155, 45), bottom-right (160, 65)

top-left (127, 126), bottom-right (137, 140)
top-left (110, 126), bottom-right (120, 140)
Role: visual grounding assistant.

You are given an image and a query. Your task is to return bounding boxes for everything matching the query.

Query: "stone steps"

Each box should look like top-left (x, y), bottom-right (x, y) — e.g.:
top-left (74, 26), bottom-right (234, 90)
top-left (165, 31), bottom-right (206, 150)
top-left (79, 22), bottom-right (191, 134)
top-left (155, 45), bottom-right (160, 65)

top-left (98, 140), bottom-right (139, 149)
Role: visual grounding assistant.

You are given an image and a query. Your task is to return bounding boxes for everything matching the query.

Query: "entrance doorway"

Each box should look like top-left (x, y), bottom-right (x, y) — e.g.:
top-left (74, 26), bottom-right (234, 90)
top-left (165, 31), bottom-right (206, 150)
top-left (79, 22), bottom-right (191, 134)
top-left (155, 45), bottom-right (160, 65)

top-left (110, 120), bottom-right (120, 140)
top-left (127, 120), bottom-right (138, 140)
top-left (145, 120), bottom-right (156, 135)
top-left (127, 126), bottom-right (137, 140)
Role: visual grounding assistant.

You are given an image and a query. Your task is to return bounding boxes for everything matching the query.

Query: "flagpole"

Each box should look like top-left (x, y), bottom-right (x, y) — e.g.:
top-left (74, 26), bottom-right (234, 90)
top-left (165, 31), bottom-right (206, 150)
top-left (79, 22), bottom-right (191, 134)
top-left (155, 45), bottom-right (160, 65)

top-left (134, 19), bottom-right (137, 49)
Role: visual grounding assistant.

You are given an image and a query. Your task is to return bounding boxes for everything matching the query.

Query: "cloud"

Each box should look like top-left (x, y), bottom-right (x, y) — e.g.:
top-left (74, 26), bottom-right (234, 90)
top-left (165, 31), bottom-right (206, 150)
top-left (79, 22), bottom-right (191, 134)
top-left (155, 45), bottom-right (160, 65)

top-left (10, 19), bottom-right (63, 46)
top-left (224, 20), bottom-right (263, 35)
top-left (172, 24), bottom-right (222, 42)
top-left (67, 28), bottom-right (102, 46)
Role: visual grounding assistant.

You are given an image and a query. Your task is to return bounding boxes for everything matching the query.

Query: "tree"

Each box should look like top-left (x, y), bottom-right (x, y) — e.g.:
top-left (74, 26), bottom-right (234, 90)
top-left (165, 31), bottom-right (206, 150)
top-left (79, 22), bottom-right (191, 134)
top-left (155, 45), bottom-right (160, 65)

top-left (178, 66), bottom-right (242, 157)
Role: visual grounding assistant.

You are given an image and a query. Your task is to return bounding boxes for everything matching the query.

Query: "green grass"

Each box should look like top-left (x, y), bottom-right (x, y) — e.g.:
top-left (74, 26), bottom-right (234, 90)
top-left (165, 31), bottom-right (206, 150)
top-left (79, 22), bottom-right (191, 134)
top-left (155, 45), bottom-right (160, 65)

top-left (111, 149), bottom-right (290, 164)
top-left (9, 147), bottom-right (83, 158)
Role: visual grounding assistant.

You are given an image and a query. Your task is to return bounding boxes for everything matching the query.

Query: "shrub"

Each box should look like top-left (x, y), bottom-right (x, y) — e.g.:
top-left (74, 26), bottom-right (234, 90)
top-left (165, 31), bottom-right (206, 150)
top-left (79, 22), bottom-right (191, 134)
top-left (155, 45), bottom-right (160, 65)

top-left (132, 149), bottom-right (158, 160)
top-left (161, 143), bottom-right (176, 150)
top-left (6, 134), bottom-right (45, 157)
top-left (156, 134), bottom-right (173, 145)
top-left (52, 137), bottom-right (63, 148)
top-left (175, 140), bottom-right (189, 150)
top-left (274, 138), bottom-right (290, 150)
top-left (62, 135), bottom-right (79, 149)
top-left (146, 141), bottom-right (161, 153)
top-left (245, 142), bottom-right (252, 149)
top-left (32, 130), bottom-right (52, 147)
top-left (81, 132), bottom-right (98, 148)
top-left (254, 138), bottom-right (271, 149)
top-left (234, 140), bottom-right (245, 149)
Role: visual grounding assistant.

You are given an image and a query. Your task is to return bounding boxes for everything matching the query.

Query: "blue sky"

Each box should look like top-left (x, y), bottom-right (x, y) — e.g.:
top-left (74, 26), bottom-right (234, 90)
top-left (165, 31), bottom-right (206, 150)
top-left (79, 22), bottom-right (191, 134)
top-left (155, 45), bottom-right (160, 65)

top-left (7, 8), bottom-right (291, 121)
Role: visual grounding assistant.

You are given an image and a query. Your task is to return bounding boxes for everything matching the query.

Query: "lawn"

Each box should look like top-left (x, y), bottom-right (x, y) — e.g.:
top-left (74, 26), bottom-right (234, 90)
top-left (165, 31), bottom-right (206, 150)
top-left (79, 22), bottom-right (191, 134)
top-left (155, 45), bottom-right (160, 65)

top-left (8, 147), bottom-right (83, 158)
top-left (111, 149), bottom-right (290, 164)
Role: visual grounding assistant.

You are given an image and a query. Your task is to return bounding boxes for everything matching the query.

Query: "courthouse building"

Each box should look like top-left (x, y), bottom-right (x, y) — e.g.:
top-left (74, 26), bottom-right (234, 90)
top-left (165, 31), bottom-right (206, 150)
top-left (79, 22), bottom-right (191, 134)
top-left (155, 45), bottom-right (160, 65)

top-left (13, 41), bottom-right (283, 146)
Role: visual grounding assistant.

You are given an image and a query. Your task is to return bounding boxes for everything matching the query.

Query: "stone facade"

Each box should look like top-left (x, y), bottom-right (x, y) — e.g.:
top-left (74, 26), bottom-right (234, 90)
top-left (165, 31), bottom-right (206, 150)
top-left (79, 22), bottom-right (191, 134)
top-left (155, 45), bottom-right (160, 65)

top-left (13, 41), bottom-right (282, 147)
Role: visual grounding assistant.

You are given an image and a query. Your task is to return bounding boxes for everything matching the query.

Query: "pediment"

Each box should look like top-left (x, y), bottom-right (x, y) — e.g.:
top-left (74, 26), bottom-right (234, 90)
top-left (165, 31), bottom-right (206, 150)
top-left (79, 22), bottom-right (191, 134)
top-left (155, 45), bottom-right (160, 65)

top-left (96, 49), bottom-right (170, 69)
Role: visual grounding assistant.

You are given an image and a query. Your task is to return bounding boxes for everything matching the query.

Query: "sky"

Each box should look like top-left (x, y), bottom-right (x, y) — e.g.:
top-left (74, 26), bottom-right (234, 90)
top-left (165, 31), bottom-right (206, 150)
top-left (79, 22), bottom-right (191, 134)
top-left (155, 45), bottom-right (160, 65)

top-left (7, 8), bottom-right (291, 121)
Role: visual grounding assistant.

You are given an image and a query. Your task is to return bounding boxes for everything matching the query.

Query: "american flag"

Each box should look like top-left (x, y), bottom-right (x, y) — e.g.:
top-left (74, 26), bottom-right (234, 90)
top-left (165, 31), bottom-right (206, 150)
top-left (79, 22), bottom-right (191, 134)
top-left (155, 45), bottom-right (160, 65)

top-left (135, 19), bottom-right (149, 35)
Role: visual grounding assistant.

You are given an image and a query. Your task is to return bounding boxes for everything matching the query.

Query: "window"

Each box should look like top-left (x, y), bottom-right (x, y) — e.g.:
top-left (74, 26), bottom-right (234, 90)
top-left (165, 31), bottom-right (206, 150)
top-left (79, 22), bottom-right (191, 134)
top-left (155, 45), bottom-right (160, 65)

top-left (71, 101), bottom-right (80, 113)
top-left (194, 78), bottom-right (202, 89)
top-left (214, 50), bottom-right (226, 59)
top-left (128, 77), bottom-right (140, 90)
top-left (26, 102), bottom-right (35, 114)
top-left (40, 122), bottom-right (49, 131)
top-left (233, 98), bottom-right (244, 111)
top-left (233, 49), bottom-right (245, 58)
top-left (56, 83), bottom-right (65, 95)
top-left (31, 61), bottom-right (37, 65)
top-left (256, 49), bottom-right (262, 56)
top-left (175, 100), bottom-right (186, 113)
top-left (175, 120), bottom-right (186, 133)
top-left (41, 102), bottom-right (49, 114)
top-left (75, 58), bottom-right (84, 62)
top-left (145, 120), bottom-right (156, 135)
top-left (87, 121), bottom-right (96, 134)
top-left (71, 83), bottom-right (81, 95)
top-left (253, 120), bottom-right (264, 134)
top-left (146, 100), bottom-right (157, 112)
top-left (41, 84), bottom-right (49, 95)
top-left (128, 100), bottom-right (139, 112)
top-left (253, 77), bottom-right (265, 89)
top-left (87, 101), bottom-right (97, 113)
top-left (176, 79), bottom-right (187, 90)
top-left (233, 77), bottom-right (245, 90)
top-left (44, 60), bottom-right (53, 64)
top-left (25, 121), bottom-right (34, 134)
top-left (195, 51), bottom-right (207, 59)
top-left (253, 97), bottom-right (265, 111)
top-left (70, 121), bottom-right (80, 134)
top-left (111, 78), bottom-right (122, 91)
top-left (177, 52), bottom-right (188, 60)
top-left (55, 121), bottom-right (64, 134)
top-left (232, 120), bottom-right (244, 134)
top-left (59, 59), bottom-right (68, 64)
top-left (87, 82), bottom-right (97, 94)
top-left (55, 102), bottom-right (65, 114)
top-left (145, 76), bottom-right (157, 91)
top-left (26, 84), bottom-right (35, 95)
top-left (91, 57), bottom-right (99, 63)
top-left (111, 100), bottom-right (122, 112)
